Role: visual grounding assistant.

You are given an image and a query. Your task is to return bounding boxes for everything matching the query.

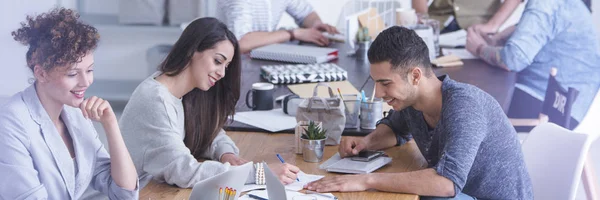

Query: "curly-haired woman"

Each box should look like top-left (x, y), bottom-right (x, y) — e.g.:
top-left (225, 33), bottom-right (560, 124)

top-left (0, 8), bottom-right (138, 199)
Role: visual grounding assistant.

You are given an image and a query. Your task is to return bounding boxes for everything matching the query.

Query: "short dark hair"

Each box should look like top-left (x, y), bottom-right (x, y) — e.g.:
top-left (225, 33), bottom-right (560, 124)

top-left (367, 26), bottom-right (432, 77)
top-left (12, 7), bottom-right (99, 72)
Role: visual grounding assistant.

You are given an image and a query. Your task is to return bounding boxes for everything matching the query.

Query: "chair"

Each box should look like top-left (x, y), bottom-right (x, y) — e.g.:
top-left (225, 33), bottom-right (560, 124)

top-left (582, 0), bottom-right (592, 12)
top-left (522, 123), bottom-right (595, 200)
top-left (574, 89), bottom-right (600, 200)
top-left (510, 68), bottom-right (579, 131)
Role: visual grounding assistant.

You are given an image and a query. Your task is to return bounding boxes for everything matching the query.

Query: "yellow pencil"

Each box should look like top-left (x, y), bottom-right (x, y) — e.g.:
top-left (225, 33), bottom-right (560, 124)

top-left (225, 187), bottom-right (230, 200)
top-left (219, 187), bottom-right (223, 200)
top-left (230, 189), bottom-right (236, 200)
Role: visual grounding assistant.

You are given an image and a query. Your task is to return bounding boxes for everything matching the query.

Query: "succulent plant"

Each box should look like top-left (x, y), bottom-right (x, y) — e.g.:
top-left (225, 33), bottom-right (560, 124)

top-left (301, 121), bottom-right (327, 140)
top-left (356, 27), bottom-right (372, 42)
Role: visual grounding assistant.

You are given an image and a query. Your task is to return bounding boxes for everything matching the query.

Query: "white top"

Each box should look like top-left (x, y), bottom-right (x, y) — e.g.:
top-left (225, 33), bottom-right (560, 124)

top-left (0, 84), bottom-right (139, 199)
top-left (217, 0), bottom-right (314, 39)
top-left (120, 72), bottom-right (249, 188)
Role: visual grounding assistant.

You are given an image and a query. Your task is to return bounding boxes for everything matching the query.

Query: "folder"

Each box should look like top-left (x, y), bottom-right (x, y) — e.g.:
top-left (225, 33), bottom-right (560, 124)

top-left (250, 44), bottom-right (339, 64)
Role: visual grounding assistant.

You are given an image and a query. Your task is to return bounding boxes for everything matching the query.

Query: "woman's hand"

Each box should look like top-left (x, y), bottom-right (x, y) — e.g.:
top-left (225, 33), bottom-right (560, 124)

top-left (220, 153), bottom-right (249, 166)
top-left (79, 96), bottom-right (117, 125)
top-left (269, 163), bottom-right (300, 185)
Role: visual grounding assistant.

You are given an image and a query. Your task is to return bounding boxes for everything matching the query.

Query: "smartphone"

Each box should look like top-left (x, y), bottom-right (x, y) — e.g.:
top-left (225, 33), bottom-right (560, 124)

top-left (351, 150), bottom-right (384, 162)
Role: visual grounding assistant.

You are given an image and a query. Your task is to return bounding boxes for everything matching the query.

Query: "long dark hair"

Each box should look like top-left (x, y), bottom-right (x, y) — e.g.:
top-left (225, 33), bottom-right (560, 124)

top-left (158, 17), bottom-right (241, 159)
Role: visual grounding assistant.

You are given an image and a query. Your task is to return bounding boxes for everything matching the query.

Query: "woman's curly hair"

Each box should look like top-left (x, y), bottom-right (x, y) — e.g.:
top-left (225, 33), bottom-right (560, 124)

top-left (12, 7), bottom-right (100, 72)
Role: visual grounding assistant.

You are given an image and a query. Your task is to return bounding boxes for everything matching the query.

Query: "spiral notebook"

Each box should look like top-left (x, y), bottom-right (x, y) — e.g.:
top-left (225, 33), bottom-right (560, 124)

top-left (261, 63), bottom-right (348, 84)
top-left (250, 44), bottom-right (339, 64)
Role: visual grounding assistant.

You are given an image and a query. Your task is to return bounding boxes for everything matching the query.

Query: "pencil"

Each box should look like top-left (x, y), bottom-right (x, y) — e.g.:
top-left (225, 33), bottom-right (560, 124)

top-left (370, 84), bottom-right (376, 103)
top-left (337, 88), bottom-right (350, 113)
top-left (230, 189), bottom-right (236, 200)
top-left (225, 187), bottom-right (230, 200)
top-left (219, 187), bottom-right (223, 200)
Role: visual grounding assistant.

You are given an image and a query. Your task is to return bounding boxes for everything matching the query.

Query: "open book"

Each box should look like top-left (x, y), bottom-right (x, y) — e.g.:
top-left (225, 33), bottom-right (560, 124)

top-left (319, 153), bottom-right (391, 174)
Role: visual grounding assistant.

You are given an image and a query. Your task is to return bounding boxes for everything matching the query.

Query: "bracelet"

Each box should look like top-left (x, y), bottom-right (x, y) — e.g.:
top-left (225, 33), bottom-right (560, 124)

top-left (287, 29), bottom-right (295, 41)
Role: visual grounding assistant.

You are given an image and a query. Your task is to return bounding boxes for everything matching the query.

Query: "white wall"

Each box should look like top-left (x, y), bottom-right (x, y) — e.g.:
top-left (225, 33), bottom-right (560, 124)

top-left (0, 0), bottom-right (59, 97)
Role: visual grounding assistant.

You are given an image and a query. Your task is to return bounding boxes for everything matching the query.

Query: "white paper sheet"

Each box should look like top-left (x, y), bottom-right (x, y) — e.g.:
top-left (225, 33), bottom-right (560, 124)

top-left (233, 109), bottom-right (297, 132)
top-left (439, 29), bottom-right (467, 48)
top-left (286, 172), bottom-right (325, 191)
top-left (241, 189), bottom-right (337, 200)
top-left (242, 172), bottom-right (325, 193)
top-left (442, 48), bottom-right (477, 59)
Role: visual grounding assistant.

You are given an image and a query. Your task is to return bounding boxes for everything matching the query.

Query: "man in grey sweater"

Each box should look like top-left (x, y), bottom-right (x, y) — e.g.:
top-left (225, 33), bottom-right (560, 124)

top-left (305, 27), bottom-right (533, 199)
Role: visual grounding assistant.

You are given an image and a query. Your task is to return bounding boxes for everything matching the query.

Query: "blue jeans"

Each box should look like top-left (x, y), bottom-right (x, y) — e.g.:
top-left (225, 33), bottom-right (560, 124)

top-left (421, 192), bottom-right (476, 200)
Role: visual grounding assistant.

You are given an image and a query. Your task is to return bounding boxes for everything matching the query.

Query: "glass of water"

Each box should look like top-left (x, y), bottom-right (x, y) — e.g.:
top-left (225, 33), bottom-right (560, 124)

top-left (422, 19), bottom-right (441, 57)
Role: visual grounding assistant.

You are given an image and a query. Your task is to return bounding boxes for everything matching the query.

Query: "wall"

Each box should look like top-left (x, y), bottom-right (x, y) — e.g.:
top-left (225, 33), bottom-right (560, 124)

top-left (0, 0), bottom-right (58, 97)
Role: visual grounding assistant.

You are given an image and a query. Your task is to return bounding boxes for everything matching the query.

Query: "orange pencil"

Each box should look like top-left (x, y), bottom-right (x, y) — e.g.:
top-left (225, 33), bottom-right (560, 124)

top-left (225, 187), bottom-right (229, 200)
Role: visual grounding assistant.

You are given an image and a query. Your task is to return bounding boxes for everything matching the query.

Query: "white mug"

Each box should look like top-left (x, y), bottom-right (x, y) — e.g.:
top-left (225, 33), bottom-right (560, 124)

top-left (396, 8), bottom-right (418, 27)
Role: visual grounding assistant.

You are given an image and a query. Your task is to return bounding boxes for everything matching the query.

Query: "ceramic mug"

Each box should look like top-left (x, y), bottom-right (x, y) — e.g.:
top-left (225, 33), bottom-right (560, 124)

top-left (246, 82), bottom-right (274, 111)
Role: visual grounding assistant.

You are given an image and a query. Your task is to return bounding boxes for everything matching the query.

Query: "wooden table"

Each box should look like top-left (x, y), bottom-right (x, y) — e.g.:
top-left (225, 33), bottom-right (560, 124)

top-left (226, 42), bottom-right (516, 135)
top-left (140, 131), bottom-right (428, 200)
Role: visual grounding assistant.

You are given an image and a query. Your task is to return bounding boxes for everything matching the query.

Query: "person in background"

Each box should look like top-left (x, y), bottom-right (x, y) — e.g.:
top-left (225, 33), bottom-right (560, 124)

top-left (412, 0), bottom-right (522, 34)
top-left (0, 8), bottom-right (138, 199)
top-left (305, 26), bottom-right (533, 200)
top-left (465, 0), bottom-right (600, 128)
top-left (217, 0), bottom-right (339, 53)
top-left (118, 17), bottom-right (299, 190)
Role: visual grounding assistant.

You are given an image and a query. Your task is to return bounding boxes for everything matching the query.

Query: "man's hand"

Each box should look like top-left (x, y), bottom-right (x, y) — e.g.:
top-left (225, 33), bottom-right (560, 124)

top-left (466, 27), bottom-right (487, 55)
top-left (293, 28), bottom-right (330, 46)
top-left (313, 23), bottom-right (339, 34)
top-left (304, 174), bottom-right (370, 192)
top-left (471, 23), bottom-right (498, 35)
top-left (220, 153), bottom-right (249, 166)
top-left (338, 136), bottom-right (369, 158)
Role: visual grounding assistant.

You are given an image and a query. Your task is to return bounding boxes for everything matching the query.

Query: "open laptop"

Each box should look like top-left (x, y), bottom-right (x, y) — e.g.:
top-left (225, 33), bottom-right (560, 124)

top-left (189, 162), bottom-right (253, 200)
top-left (264, 164), bottom-right (288, 200)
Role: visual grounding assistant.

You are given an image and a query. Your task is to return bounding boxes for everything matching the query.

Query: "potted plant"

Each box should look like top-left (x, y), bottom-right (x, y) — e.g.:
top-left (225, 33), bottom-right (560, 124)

top-left (300, 121), bottom-right (328, 162)
top-left (355, 27), bottom-right (371, 60)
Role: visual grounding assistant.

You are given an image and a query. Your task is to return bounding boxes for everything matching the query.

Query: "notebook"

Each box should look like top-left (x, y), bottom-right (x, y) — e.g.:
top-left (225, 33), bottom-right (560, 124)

top-left (250, 44), bottom-right (339, 64)
top-left (261, 63), bottom-right (348, 84)
top-left (319, 153), bottom-right (392, 174)
top-left (239, 164), bottom-right (337, 200)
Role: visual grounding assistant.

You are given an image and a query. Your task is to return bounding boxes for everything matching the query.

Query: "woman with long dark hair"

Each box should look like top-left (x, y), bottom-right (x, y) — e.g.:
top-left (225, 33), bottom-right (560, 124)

top-left (0, 8), bottom-right (138, 199)
top-left (119, 17), bottom-right (299, 189)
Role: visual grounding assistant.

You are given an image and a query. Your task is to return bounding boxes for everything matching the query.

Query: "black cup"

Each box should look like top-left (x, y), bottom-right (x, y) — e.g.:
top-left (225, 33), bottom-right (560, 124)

top-left (246, 83), bottom-right (274, 111)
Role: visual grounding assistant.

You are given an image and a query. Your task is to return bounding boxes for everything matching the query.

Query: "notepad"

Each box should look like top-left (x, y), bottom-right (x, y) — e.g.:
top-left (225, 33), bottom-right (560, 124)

top-left (261, 63), bottom-right (348, 84)
top-left (319, 153), bottom-right (391, 174)
top-left (250, 44), bottom-right (339, 64)
top-left (233, 109), bottom-right (297, 132)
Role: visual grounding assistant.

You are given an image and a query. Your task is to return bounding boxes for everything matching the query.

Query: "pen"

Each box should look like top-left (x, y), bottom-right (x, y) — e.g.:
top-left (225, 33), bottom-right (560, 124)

top-left (305, 190), bottom-right (339, 200)
top-left (248, 194), bottom-right (268, 200)
top-left (360, 90), bottom-right (367, 102)
top-left (276, 154), bottom-right (300, 181)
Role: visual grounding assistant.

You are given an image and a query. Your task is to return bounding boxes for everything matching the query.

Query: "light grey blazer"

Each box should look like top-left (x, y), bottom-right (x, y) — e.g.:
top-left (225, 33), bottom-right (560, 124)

top-left (0, 84), bottom-right (138, 200)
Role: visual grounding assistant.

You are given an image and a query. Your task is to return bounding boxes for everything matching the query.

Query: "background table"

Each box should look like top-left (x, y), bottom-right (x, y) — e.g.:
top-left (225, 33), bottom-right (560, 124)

top-left (140, 131), bottom-right (428, 200)
top-left (226, 43), bottom-right (516, 135)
